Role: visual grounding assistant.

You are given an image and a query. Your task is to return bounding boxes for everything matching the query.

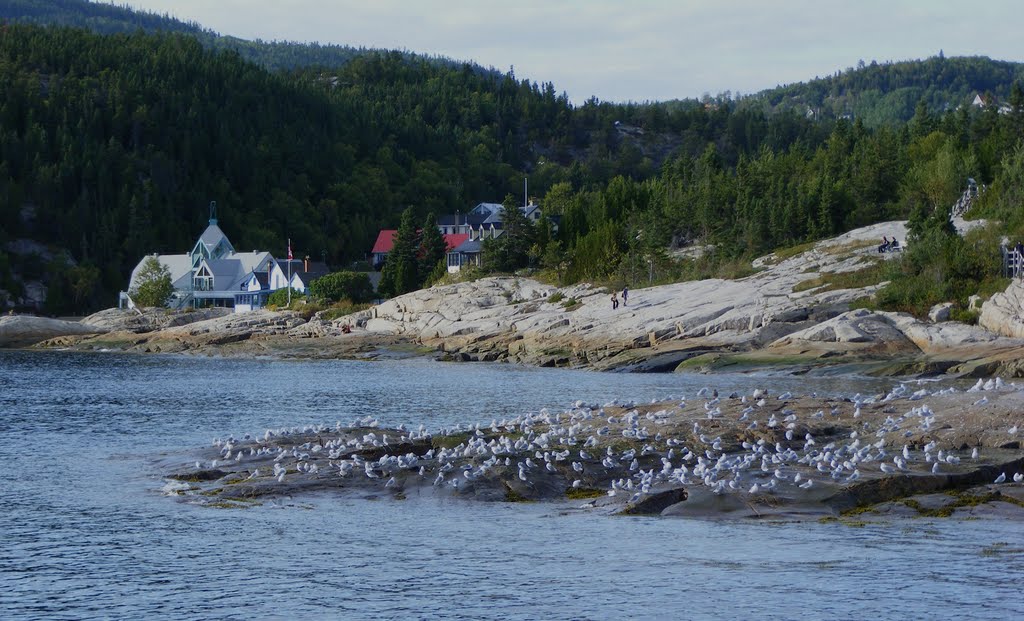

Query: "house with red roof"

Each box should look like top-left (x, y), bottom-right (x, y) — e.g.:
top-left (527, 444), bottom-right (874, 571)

top-left (371, 230), bottom-right (469, 270)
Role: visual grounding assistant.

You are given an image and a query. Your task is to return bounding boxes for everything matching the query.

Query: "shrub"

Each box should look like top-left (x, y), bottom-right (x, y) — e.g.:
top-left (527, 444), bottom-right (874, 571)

top-left (310, 271), bottom-right (374, 303)
top-left (267, 287), bottom-right (306, 308)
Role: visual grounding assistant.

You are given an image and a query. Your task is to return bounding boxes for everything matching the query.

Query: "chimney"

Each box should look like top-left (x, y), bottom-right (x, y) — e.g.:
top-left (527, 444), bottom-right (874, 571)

top-left (304, 256), bottom-right (309, 272)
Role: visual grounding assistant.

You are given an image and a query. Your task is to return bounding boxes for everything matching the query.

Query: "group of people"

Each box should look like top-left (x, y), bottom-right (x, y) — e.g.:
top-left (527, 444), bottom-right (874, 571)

top-left (611, 286), bottom-right (629, 310)
top-left (878, 236), bottom-right (901, 253)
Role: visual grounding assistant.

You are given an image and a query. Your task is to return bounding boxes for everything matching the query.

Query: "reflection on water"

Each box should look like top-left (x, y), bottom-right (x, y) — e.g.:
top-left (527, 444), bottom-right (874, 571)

top-left (1, 350), bottom-right (1021, 620)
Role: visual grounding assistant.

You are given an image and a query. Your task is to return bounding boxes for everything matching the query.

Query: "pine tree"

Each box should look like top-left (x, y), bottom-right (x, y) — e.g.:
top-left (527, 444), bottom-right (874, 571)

top-left (378, 207), bottom-right (420, 297)
top-left (417, 212), bottom-right (447, 285)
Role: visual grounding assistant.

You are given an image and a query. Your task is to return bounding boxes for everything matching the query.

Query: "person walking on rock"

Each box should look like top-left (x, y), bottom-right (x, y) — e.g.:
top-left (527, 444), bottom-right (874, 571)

top-left (622, 286), bottom-right (629, 306)
top-left (611, 292), bottom-right (619, 310)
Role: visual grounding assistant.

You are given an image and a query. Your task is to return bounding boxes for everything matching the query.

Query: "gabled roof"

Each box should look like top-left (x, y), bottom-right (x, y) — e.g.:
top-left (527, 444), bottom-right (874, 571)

top-left (450, 238), bottom-right (483, 254)
top-left (371, 231), bottom-right (470, 254)
top-left (129, 253), bottom-right (192, 291)
top-left (284, 259), bottom-right (331, 284)
top-left (444, 233), bottom-right (470, 250)
top-left (469, 202), bottom-right (503, 216)
top-left (371, 230), bottom-right (397, 254)
top-left (206, 258), bottom-right (244, 288)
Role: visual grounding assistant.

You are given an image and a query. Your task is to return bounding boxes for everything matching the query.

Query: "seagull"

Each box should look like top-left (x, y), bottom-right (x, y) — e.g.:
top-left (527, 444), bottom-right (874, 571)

top-left (994, 472), bottom-right (1007, 484)
top-left (1014, 473), bottom-right (1023, 483)
top-left (971, 447), bottom-right (979, 459)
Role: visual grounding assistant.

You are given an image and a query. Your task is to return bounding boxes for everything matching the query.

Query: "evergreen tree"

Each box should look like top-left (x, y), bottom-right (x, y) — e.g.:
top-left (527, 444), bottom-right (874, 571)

top-left (483, 194), bottom-right (535, 272)
top-left (378, 207), bottom-right (420, 297)
top-left (417, 212), bottom-right (447, 285)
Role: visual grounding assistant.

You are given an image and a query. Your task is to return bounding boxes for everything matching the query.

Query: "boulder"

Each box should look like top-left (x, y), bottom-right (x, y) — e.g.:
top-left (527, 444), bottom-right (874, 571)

top-left (929, 302), bottom-right (953, 323)
top-left (619, 487), bottom-right (688, 515)
top-left (979, 279), bottom-right (1024, 339)
top-left (0, 314), bottom-right (107, 347)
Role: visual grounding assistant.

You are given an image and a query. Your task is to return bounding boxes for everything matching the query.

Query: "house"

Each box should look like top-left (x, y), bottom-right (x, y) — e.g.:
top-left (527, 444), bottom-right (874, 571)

top-left (371, 201), bottom-right (547, 274)
top-left (281, 257), bottom-right (331, 294)
top-left (370, 230), bottom-right (469, 270)
top-left (121, 205), bottom-right (291, 313)
top-left (444, 203), bottom-right (544, 273)
top-left (446, 238), bottom-right (484, 273)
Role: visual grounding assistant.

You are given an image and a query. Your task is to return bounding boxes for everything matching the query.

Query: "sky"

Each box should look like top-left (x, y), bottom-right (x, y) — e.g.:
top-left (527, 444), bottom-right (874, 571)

top-left (109, 0), bottom-right (1023, 104)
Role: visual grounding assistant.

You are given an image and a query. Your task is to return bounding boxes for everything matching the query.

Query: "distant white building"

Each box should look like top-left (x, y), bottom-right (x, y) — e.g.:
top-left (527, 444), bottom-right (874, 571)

top-left (121, 207), bottom-right (291, 312)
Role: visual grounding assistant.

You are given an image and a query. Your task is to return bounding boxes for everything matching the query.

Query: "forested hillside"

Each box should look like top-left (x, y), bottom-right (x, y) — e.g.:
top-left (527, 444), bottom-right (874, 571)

top-left (747, 54), bottom-right (1024, 126)
top-left (0, 0), bottom-right (387, 71)
top-left (0, 23), bottom-right (833, 313)
top-left (1, 5), bottom-right (1023, 318)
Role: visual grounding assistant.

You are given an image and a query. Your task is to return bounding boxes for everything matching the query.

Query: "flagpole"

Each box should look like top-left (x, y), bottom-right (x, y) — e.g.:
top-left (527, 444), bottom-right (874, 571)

top-left (287, 238), bottom-right (292, 306)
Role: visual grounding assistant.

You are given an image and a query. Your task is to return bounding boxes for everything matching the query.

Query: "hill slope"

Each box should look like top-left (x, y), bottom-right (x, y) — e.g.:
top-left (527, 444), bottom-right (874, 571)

top-left (747, 54), bottom-right (1024, 125)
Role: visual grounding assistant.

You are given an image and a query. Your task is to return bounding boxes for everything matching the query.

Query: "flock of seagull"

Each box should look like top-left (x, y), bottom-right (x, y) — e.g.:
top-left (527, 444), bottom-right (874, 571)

top-left (190, 378), bottom-right (1023, 506)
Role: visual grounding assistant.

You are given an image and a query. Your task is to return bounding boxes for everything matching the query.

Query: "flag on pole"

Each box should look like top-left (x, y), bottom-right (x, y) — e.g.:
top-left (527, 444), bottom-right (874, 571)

top-left (288, 238), bottom-right (293, 260)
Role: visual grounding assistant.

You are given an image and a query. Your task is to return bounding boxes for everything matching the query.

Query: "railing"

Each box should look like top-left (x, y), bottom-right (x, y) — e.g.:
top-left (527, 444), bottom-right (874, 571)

top-left (951, 181), bottom-right (983, 219)
top-left (1001, 246), bottom-right (1024, 279)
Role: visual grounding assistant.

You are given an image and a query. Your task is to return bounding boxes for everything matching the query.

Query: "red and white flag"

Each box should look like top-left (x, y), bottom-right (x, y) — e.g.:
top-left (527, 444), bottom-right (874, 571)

top-left (287, 238), bottom-right (293, 260)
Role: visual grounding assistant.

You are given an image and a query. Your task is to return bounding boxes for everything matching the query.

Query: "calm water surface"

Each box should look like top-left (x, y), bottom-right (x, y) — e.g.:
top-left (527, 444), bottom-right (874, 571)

top-left (1, 350), bottom-right (1022, 620)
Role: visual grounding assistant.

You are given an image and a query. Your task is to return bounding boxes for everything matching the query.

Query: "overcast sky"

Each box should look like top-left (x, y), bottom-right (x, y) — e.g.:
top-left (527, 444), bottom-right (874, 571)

top-left (109, 0), bottom-right (1022, 104)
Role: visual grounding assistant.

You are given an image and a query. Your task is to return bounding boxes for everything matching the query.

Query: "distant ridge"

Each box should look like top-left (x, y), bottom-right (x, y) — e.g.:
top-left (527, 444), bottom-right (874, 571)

top-left (744, 54), bottom-right (1024, 125)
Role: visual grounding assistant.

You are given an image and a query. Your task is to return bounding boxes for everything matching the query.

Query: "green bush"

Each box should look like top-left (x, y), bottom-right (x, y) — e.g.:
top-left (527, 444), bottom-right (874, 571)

top-left (267, 287), bottom-right (306, 308)
top-left (310, 271), bottom-right (374, 303)
top-left (547, 291), bottom-right (565, 304)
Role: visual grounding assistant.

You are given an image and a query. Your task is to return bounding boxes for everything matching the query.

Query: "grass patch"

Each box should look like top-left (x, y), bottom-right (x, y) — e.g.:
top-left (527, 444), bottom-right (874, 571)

top-left (791, 261), bottom-right (888, 293)
top-left (823, 239), bottom-right (877, 256)
top-left (566, 487), bottom-right (605, 500)
top-left (320, 301), bottom-right (371, 321)
top-left (899, 491), bottom-right (1024, 518)
top-left (561, 297), bottom-right (580, 310)
top-left (772, 240), bottom-right (818, 262)
top-left (547, 291), bottom-right (565, 304)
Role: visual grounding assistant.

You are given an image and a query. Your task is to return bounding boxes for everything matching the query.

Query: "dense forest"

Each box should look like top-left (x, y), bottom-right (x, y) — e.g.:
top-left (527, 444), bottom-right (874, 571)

top-left (0, 3), bottom-right (1023, 316)
top-left (0, 0), bottom-right (372, 71)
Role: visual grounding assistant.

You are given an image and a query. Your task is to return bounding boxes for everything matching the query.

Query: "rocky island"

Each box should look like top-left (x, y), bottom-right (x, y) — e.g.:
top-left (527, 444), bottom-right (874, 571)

top-left (163, 380), bottom-right (1024, 520)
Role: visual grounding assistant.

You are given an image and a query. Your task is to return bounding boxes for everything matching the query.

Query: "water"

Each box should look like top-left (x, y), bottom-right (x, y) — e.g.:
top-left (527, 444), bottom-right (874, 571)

top-left (1, 350), bottom-right (1022, 620)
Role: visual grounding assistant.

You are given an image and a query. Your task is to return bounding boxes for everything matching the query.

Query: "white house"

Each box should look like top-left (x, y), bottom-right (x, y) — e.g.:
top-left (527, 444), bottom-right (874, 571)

top-left (121, 209), bottom-right (290, 312)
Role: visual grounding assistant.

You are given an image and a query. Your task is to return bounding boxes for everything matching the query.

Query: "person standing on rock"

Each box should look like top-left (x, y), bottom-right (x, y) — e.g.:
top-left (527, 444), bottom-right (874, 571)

top-left (622, 286), bottom-right (629, 306)
top-left (611, 292), bottom-right (619, 310)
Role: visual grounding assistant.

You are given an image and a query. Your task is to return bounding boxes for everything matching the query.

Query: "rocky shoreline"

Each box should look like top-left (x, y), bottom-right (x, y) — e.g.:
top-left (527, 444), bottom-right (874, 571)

top-left (163, 382), bottom-right (1024, 520)
top-left (8, 221), bottom-right (1022, 379)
